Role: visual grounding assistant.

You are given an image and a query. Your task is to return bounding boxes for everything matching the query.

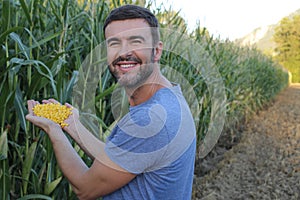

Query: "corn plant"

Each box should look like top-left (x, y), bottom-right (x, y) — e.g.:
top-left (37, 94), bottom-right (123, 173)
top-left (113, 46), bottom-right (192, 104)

top-left (0, 0), bottom-right (112, 199)
top-left (0, 0), bottom-right (289, 199)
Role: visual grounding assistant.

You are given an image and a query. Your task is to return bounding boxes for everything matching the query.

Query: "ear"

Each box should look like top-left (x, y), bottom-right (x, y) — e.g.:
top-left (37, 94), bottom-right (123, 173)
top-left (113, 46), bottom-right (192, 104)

top-left (153, 41), bottom-right (163, 62)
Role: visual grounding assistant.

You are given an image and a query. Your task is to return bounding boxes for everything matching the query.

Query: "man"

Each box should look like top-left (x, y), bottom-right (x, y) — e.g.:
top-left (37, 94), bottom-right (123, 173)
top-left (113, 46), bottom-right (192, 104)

top-left (26, 4), bottom-right (196, 200)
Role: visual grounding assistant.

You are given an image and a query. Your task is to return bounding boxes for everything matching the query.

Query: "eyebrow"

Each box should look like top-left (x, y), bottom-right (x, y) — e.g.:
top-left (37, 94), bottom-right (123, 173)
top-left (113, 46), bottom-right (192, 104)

top-left (128, 35), bottom-right (145, 41)
top-left (106, 35), bottom-right (146, 44)
top-left (106, 37), bottom-right (120, 44)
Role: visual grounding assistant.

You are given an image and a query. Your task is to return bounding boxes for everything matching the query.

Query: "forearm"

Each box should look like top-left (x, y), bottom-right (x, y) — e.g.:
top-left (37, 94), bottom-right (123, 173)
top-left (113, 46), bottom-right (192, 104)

top-left (48, 125), bottom-right (132, 199)
top-left (64, 121), bottom-right (105, 160)
top-left (46, 125), bottom-right (89, 189)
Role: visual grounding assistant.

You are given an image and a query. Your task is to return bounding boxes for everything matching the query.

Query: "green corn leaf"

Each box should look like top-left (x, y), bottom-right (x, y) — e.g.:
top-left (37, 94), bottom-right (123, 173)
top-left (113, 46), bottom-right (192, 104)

top-left (22, 141), bottom-right (37, 194)
top-left (26, 75), bottom-right (48, 98)
top-left (17, 194), bottom-right (52, 200)
top-left (0, 129), bottom-right (8, 160)
top-left (10, 58), bottom-right (52, 81)
top-left (103, 119), bottom-right (119, 141)
top-left (9, 58), bottom-right (57, 98)
top-left (1, 0), bottom-right (10, 31)
top-left (0, 157), bottom-right (10, 200)
top-left (19, 0), bottom-right (32, 25)
top-left (0, 27), bottom-right (23, 45)
top-left (62, 0), bottom-right (69, 19)
top-left (44, 176), bottom-right (62, 195)
top-left (24, 28), bottom-right (63, 50)
top-left (64, 70), bottom-right (79, 103)
top-left (94, 83), bottom-right (116, 102)
top-left (9, 32), bottom-right (30, 60)
top-left (14, 86), bottom-right (27, 131)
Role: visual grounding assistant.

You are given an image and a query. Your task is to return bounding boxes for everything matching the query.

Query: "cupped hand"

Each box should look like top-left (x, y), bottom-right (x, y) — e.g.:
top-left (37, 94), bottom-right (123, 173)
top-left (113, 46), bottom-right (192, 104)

top-left (42, 99), bottom-right (81, 137)
top-left (26, 100), bottom-right (60, 133)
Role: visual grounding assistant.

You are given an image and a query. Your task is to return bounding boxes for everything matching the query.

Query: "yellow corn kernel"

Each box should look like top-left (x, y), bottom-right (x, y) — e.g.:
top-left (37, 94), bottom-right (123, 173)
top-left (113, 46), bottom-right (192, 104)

top-left (32, 103), bottom-right (73, 127)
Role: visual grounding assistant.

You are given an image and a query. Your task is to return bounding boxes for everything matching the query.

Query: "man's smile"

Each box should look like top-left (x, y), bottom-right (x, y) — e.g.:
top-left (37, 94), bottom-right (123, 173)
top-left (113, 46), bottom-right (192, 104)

top-left (112, 56), bottom-right (142, 73)
top-left (117, 61), bottom-right (140, 72)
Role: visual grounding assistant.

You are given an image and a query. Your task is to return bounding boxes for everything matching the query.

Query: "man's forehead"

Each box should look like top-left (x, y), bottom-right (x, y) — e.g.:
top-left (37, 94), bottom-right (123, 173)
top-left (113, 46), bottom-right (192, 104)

top-left (107, 27), bottom-right (152, 39)
top-left (105, 19), bottom-right (153, 38)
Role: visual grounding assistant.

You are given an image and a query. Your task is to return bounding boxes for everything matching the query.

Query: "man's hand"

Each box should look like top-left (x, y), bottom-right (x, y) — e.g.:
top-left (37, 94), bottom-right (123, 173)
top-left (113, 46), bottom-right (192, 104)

top-left (26, 100), bottom-right (61, 133)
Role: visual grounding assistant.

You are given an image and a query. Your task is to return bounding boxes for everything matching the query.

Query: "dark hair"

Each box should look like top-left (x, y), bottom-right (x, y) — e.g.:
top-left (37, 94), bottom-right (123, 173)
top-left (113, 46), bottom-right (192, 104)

top-left (103, 5), bottom-right (160, 44)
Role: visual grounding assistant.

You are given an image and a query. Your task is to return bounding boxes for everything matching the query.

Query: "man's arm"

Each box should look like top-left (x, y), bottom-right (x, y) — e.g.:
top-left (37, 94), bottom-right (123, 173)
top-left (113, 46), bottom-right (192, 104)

top-left (48, 125), bottom-right (135, 199)
top-left (40, 99), bottom-right (112, 162)
top-left (26, 100), bottom-right (136, 199)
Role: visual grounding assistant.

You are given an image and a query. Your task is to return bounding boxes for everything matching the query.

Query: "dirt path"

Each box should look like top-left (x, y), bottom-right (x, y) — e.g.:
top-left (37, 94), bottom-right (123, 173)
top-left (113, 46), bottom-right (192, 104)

top-left (192, 84), bottom-right (300, 200)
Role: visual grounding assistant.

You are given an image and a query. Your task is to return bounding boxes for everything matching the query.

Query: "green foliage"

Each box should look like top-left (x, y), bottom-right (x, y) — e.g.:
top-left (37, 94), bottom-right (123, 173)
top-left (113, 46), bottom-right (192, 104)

top-left (0, 0), bottom-right (112, 198)
top-left (274, 14), bottom-right (300, 82)
top-left (0, 0), bottom-right (289, 199)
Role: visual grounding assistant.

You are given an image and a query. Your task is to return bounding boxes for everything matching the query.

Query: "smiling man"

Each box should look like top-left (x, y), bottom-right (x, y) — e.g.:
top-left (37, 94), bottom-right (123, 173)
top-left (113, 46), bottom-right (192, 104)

top-left (104, 9), bottom-right (171, 106)
top-left (106, 20), bottom-right (162, 88)
top-left (26, 4), bottom-right (196, 200)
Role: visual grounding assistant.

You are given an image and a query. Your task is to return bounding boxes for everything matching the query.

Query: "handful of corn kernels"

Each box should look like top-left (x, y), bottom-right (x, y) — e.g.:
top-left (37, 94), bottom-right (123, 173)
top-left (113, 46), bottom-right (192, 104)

top-left (32, 103), bottom-right (73, 127)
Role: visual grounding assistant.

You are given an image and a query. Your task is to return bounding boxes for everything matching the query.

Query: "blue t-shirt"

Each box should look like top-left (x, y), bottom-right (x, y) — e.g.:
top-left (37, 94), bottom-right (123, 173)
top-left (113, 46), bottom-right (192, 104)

top-left (104, 85), bottom-right (196, 200)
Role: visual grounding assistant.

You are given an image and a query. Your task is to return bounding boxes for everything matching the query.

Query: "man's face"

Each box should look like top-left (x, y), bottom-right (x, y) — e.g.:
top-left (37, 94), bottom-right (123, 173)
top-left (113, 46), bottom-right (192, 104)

top-left (105, 19), bottom-right (157, 88)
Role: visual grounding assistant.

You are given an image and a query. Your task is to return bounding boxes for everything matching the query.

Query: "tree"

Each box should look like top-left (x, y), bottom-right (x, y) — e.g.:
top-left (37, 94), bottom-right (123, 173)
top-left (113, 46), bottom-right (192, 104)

top-left (273, 15), bottom-right (300, 82)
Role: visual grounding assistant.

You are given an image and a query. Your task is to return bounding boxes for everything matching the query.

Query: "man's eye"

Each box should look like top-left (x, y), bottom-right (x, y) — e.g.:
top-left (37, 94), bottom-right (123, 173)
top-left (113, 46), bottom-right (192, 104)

top-left (131, 40), bottom-right (142, 44)
top-left (109, 43), bottom-right (118, 47)
top-left (108, 41), bottom-right (120, 47)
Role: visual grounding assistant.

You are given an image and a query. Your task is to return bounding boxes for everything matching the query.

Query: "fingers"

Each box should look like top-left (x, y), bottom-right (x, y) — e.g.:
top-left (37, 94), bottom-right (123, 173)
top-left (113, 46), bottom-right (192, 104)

top-left (42, 98), bottom-right (60, 104)
top-left (25, 112), bottom-right (35, 122)
top-left (49, 98), bottom-right (60, 104)
top-left (27, 100), bottom-right (34, 115)
top-left (65, 103), bottom-right (73, 109)
top-left (27, 100), bottom-right (39, 115)
top-left (26, 100), bottom-right (39, 122)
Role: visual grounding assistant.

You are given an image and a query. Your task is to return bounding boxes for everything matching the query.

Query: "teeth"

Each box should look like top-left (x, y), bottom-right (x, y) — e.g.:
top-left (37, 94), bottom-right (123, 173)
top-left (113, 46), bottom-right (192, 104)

top-left (120, 64), bottom-right (135, 68)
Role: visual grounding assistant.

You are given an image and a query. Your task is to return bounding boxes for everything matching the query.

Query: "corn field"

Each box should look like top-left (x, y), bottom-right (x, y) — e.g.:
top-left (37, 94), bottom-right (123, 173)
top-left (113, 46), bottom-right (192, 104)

top-left (0, 0), bottom-right (289, 199)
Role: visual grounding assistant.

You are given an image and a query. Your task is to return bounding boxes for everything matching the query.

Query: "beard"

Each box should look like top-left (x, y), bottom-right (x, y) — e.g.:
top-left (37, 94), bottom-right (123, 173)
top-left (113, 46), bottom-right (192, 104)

top-left (108, 49), bottom-right (155, 88)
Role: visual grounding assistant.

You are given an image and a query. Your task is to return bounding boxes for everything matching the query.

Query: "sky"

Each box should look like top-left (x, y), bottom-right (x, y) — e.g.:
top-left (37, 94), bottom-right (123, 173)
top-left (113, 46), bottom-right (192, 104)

top-left (150, 0), bottom-right (300, 40)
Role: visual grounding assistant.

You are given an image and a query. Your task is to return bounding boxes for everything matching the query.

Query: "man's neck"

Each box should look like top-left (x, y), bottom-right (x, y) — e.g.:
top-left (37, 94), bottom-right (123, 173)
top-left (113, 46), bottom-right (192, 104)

top-left (126, 75), bottom-right (172, 106)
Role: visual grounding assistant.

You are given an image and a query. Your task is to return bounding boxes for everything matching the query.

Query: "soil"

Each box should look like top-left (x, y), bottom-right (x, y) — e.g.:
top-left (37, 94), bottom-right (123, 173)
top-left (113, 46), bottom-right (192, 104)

top-left (192, 84), bottom-right (300, 200)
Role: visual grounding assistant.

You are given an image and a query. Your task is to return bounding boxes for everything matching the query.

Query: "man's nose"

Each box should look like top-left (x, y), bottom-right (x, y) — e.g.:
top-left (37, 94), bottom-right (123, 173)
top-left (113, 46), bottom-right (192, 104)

top-left (119, 43), bottom-right (133, 58)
